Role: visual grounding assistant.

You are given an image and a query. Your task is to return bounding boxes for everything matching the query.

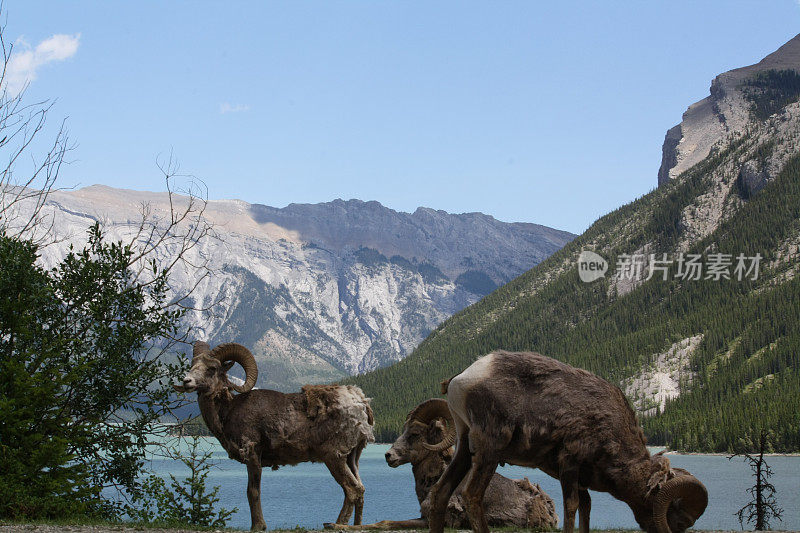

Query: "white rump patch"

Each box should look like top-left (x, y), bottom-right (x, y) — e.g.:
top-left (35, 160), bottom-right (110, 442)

top-left (446, 353), bottom-right (495, 427)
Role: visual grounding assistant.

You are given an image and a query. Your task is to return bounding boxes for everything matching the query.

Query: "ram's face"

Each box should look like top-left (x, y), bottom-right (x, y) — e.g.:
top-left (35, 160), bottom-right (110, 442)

top-left (385, 418), bottom-right (447, 467)
top-left (666, 502), bottom-right (697, 533)
top-left (385, 421), bottom-right (416, 467)
top-left (637, 501), bottom-right (696, 533)
top-left (179, 355), bottom-right (233, 393)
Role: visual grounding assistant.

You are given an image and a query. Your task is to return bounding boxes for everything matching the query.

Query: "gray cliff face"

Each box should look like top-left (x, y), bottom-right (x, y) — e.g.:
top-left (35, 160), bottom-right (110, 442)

top-left (31, 186), bottom-right (574, 390)
top-left (658, 33), bottom-right (800, 186)
top-left (249, 199), bottom-right (573, 284)
top-left (657, 124), bottom-right (682, 187)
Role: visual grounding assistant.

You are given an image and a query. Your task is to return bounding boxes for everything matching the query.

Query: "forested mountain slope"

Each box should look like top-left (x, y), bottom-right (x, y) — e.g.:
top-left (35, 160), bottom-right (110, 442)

top-left (349, 43), bottom-right (800, 452)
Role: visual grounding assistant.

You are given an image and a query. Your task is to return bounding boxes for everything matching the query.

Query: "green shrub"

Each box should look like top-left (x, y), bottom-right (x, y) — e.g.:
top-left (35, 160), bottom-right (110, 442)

top-left (0, 225), bottom-right (187, 519)
top-left (126, 437), bottom-right (237, 528)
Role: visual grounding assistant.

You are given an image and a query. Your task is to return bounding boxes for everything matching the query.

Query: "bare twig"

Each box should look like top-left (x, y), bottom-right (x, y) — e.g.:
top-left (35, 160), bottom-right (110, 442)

top-left (0, 19), bottom-right (74, 244)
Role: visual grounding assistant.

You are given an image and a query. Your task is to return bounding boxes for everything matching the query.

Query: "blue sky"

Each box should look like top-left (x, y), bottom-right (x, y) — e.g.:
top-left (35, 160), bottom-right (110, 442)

top-left (6, 1), bottom-right (800, 234)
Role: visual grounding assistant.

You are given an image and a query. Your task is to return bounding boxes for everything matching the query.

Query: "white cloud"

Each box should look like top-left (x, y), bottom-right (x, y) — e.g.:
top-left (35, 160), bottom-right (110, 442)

top-left (219, 102), bottom-right (250, 114)
top-left (5, 33), bottom-right (81, 95)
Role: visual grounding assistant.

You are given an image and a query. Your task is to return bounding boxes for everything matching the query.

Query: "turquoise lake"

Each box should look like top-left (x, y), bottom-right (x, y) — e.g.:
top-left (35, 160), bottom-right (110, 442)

top-left (145, 440), bottom-right (800, 531)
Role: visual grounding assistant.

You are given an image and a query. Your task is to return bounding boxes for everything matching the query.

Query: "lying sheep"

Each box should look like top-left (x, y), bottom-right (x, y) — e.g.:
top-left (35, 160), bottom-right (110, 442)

top-left (328, 398), bottom-right (558, 530)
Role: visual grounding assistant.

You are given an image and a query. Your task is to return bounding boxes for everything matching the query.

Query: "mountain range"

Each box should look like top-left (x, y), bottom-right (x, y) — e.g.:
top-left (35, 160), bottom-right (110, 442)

top-left (350, 34), bottom-right (800, 451)
top-left (31, 187), bottom-right (573, 390)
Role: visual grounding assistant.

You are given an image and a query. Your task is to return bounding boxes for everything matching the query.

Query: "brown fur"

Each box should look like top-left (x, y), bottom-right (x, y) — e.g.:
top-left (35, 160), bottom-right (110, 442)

top-left (428, 351), bottom-right (705, 533)
top-left (302, 384), bottom-right (375, 425)
top-left (302, 384), bottom-right (340, 419)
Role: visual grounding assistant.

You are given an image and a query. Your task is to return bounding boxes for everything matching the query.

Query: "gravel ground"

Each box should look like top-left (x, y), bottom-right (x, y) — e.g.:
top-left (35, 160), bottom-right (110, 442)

top-left (0, 527), bottom-right (231, 533)
top-left (0, 527), bottom-right (765, 533)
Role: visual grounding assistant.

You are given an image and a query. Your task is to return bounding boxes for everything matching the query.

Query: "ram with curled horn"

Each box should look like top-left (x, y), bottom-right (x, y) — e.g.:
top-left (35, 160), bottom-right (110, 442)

top-left (328, 398), bottom-right (558, 531)
top-left (427, 350), bottom-right (708, 533)
top-left (174, 341), bottom-right (374, 531)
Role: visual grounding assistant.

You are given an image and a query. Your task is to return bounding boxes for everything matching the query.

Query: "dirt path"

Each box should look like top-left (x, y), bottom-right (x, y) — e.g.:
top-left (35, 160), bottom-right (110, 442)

top-left (0, 527), bottom-right (229, 533)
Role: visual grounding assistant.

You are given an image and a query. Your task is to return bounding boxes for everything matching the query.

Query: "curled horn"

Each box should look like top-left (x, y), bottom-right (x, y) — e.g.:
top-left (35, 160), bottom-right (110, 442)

top-left (652, 473), bottom-right (708, 533)
top-left (210, 343), bottom-right (258, 393)
top-left (409, 399), bottom-right (457, 452)
top-left (192, 341), bottom-right (211, 365)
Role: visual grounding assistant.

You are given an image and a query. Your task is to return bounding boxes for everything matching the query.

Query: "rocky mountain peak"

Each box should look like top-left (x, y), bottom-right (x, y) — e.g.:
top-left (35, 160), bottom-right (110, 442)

top-left (658, 33), bottom-right (800, 187)
top-left (250, 197), bottom-right (573, 283)
top-left (27, 186), bottom-right (574, 391)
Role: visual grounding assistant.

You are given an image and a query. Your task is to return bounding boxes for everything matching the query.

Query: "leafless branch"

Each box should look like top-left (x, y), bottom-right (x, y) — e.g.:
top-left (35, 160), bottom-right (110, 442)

top-left (0, 19), bottom-right (74, 244)
top-left (116, 154), bottom-right (224, 320)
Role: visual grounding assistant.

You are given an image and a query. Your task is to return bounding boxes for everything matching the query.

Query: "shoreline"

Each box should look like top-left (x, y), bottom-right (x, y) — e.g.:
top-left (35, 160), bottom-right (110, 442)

top-left (661, 451), bottom-right (800, 457)
top-left (374, 443), bottom-right (800, 456)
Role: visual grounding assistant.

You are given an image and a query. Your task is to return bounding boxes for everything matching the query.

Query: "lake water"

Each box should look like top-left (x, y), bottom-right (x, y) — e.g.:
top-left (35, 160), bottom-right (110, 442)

top-left (146, 440), bottom-right (800, 531)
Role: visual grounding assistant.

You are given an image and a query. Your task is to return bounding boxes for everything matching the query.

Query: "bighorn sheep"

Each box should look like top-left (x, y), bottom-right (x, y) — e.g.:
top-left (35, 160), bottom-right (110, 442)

top-left (173, 341), bottom-right (375, 531)
top-left (342, 399), bottom-right (558, 529)
top-left (427, 351), bottom-right (708, 533)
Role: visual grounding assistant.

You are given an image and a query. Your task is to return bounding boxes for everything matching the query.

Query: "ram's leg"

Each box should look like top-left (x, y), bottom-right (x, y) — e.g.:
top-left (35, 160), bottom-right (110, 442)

top-left (326, 458), bottom-right (364, 525)
top-left (246, 461), bottom-right (267, 531)
top-left (347, 441), bottom-right (364, 478)
top-left (560, 474), bottom-right (580, 533)
top-left (347, 442), bottom-right (367, 524)
top-left (428, 422), bottom-right (471, 533)
top-left (462, 455), bottom-right (499, 533)
top-left (578, 489), bottom-right (591, 533)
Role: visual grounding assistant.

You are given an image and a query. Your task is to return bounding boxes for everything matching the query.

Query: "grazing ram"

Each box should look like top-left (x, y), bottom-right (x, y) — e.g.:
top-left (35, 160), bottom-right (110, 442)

top-left (427, 350), bottom-right (708, 533)
top-left (173, 341), bottom-right (374, 531)
top-left (329, 398), bottom-right (557, 530)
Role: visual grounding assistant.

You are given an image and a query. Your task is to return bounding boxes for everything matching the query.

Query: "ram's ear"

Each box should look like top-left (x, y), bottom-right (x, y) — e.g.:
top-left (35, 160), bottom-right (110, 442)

top-left (221, 360), bottom-right (235, 373)
top-left (646, 454), bottom-right (672, 498)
